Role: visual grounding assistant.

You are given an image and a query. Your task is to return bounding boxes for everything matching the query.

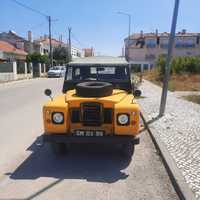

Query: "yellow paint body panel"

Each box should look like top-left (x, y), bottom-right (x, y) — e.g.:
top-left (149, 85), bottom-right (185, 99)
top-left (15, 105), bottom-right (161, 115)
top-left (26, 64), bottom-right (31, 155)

top-left (114, 94), bottom-right (140, 135)
top-left (43, 89), bottom-right (141, 136)
top-left (43, 95), bottom-right (69, 134)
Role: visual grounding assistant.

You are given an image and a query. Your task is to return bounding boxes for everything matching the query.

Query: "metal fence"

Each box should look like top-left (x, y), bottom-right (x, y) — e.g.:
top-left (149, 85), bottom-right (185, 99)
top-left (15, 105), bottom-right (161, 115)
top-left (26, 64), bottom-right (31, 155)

top-left (0, 62), bottom-right (13, 73)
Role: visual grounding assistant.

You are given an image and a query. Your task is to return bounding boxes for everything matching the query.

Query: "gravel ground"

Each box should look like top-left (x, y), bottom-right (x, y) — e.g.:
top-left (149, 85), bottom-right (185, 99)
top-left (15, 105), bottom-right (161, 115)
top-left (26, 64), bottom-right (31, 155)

top-left (137, 80), bottom-right (200, 200)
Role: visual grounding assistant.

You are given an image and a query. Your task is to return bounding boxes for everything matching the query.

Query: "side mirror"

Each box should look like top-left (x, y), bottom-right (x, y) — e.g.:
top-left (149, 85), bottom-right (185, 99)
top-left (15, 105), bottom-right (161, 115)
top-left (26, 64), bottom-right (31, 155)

top-left (44, 89), bottom-right (52, 96)
top-left (44, 89), bottom-right (53, 100)
top-left (134, 89), bottom-right (142, 97)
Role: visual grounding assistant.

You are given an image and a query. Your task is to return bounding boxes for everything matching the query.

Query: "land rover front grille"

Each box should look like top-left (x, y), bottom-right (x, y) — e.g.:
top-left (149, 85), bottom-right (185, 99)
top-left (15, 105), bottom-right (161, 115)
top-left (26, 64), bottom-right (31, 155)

top-left (70, 103), bottom-right (113, 126)
top-left (71, 108), bottom-right (81, 123)
top-left (81, 103), bottom-right (102, 126)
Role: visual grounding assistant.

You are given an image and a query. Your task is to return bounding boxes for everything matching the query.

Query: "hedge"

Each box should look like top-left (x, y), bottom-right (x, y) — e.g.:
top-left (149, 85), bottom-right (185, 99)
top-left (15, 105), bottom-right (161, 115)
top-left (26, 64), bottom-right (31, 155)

top-left (156, 56), bottom-right (200, 75)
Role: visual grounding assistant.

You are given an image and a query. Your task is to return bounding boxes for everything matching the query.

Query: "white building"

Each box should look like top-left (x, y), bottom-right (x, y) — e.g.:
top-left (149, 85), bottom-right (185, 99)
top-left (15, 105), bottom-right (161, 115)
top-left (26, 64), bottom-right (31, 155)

top-left (124, 30), bottom-right (200, 70)
top-left (71, 46), bottom-right (84, 58)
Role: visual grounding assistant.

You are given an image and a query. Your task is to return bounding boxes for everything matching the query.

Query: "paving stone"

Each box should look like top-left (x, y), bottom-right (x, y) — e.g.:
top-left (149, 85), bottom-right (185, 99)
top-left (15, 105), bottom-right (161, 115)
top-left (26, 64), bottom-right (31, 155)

top-left (137, 80), bottom-right (200, 200)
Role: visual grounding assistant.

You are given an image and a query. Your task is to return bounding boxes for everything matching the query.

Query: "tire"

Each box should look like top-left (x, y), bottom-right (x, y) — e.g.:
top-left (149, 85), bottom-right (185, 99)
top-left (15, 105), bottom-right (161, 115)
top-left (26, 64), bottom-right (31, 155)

top-left (76, 81), bottom-right (113, 97)
top-left (51, 142), bottom-right (68, 155)
top-left (121, 142), bottom-right (135, 158)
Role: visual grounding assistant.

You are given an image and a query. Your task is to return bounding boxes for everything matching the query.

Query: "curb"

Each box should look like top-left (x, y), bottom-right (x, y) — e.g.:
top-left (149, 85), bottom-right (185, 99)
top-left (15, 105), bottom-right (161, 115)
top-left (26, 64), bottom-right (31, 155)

top-left (140, 112), bottom-right (196, 200)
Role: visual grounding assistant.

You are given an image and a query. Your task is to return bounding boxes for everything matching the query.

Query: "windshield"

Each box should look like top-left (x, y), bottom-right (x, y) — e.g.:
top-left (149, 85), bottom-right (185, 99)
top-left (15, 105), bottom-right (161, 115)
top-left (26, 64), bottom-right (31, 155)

top-left (50, 66), bottom-right (61, 70)
top-left (66, 66), bottom-right (128, 81)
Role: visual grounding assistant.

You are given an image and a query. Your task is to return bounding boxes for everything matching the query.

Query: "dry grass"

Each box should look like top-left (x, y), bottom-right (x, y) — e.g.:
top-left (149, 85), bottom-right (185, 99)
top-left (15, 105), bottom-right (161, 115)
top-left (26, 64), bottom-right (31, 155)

top-left (143, 69), bottom-right (200, 91)
top-left (183, 95), bottom-right (200, 105)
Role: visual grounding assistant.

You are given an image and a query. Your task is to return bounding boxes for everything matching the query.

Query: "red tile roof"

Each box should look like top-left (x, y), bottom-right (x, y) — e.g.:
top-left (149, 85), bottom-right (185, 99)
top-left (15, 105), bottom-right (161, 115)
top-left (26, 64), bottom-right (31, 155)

top-left (0, 40), bottom-right (27, 55)
top-left (37, 38), bottom-right (63, 46)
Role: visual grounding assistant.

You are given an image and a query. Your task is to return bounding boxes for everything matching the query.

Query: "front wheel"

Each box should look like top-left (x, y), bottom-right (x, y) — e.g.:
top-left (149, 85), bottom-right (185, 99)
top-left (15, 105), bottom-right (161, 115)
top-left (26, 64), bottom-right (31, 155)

top-left (50, 142), bottom-right (68, 155)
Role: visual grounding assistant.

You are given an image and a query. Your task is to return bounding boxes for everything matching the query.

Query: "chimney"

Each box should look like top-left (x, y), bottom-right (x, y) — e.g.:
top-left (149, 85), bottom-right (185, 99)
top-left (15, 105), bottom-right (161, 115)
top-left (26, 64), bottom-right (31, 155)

top-left (140, 30), bottom-right (143, 37)
top-left (182, 29), bottom-right (186, 34)
top-left (28, 31), bottom-right (32, 42)
top-left (122, 46), bottom-right (125, 57)
top-left (155, 29), bottom-right (158, 36)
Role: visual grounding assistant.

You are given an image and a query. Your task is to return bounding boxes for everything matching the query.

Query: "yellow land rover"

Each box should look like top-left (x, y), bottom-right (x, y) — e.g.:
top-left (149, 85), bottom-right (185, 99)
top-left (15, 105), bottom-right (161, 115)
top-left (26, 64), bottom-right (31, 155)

top-left (43, 56), bottom-right (141, 158)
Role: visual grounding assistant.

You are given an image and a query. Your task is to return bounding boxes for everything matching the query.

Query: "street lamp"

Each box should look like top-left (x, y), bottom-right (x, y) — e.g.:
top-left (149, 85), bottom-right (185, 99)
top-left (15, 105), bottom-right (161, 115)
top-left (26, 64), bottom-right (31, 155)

top-left (117, 11), bottom-right (132, 61)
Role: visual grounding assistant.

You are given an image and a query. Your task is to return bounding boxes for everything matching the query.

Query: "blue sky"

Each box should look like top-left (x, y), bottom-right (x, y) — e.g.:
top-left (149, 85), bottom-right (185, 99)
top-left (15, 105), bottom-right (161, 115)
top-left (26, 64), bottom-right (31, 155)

top-left (1, 0), bottom-right (199, 56)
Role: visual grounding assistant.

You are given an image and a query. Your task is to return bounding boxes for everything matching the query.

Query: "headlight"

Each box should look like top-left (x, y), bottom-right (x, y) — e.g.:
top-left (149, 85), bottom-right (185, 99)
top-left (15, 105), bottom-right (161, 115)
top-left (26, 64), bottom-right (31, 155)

top-left (52, 112), bottom-right (64, 124)
top-left (117, 114), bottom-right (129, 125)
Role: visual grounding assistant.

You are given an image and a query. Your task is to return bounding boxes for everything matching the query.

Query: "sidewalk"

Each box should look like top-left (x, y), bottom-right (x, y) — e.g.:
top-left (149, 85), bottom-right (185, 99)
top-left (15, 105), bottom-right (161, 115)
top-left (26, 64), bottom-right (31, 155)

top-left (137, 80), bottom-right (200, 200)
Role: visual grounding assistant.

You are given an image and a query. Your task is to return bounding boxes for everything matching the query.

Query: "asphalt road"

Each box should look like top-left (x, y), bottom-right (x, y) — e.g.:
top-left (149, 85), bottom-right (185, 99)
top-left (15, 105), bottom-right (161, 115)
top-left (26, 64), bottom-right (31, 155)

top-left (0, 78), bottom-right (179, 200)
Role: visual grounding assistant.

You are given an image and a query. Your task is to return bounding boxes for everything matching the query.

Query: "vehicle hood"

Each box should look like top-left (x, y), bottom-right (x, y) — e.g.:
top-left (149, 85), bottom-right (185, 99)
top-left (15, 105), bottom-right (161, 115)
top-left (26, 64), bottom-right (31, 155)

top-left (65, 89), bottom-right (128, 105)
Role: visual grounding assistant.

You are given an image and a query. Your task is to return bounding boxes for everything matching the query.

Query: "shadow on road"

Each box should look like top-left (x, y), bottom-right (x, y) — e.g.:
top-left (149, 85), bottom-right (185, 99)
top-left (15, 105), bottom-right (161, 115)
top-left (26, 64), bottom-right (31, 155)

top-left (7, 136), bottom-right (132, 183)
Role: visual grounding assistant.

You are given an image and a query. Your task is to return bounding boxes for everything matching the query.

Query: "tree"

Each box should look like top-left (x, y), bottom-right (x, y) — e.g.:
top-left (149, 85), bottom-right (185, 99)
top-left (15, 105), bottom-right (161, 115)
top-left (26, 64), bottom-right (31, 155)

top-left (40, 55), bottom-right (49, 64)
top-left (26, 53), bottom-right (49, 64)
top-left (53, 46), bottom-right (70, 65)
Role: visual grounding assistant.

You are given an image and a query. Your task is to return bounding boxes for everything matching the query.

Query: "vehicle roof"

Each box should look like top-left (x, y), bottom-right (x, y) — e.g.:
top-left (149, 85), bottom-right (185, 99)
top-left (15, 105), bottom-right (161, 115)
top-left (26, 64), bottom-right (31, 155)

top-left (68, 56), bottom-right (128, 66)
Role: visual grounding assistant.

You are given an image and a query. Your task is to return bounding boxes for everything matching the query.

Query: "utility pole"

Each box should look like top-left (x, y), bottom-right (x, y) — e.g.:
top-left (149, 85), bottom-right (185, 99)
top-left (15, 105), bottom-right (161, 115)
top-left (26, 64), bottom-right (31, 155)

top-left (68, 27), bottom-right (72, 62)
top-left (48, 16), bottom-right (53, 68)
top-left (159, 0), bottom-right (180, 116)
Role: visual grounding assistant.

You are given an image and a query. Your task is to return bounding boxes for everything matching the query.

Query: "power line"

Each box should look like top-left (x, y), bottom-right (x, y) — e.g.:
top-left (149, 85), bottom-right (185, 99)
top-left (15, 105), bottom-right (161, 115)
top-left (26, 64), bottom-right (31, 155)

top-left (9, 0), bottom-right (48, 17)
top-left (71, 33), bottom-right (84, 47)
top-left (71, 32), bottom-right (99, 55)
top-left (9, 0), bottom-right (60, 67)
top-left (71, 38), bottom-right (84, 48)
top-left (71, 32), bottom-right (90, 48)
top-left (29, 22), bottom-right (47, 30)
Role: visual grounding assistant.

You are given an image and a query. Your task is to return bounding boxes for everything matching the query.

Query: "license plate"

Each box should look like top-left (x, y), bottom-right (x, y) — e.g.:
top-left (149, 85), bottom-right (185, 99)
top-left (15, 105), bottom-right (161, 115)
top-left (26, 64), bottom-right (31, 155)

top-left (73, 130), bottom-right (104, 137)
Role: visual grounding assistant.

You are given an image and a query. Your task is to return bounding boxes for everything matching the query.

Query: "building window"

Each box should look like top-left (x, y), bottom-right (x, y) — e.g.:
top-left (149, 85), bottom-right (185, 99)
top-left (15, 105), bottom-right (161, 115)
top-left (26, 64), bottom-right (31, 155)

top-left (197, 36), bottom-right (200, 45)
top-left (175, 38), bottom-right (195, 48)
top-left (146, 39), bottom-right (156, 48)
top-left (146, 44), bottom-right (156, 48)
top-left (160, 38), bottom-right (169, 49)
top-left (127, 39), bottom-right (136, 47)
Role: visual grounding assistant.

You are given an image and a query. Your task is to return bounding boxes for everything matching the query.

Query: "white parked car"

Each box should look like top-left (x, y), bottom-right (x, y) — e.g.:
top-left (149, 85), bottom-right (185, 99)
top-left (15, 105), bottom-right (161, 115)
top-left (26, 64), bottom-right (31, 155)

top-left (47, 66), bottom-right (66, 78)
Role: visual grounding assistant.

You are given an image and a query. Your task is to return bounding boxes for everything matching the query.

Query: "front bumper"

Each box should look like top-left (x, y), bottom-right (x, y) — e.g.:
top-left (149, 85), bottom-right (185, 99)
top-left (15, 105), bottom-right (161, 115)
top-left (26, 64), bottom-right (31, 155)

top-left (47, 74), bottom-right (61, 78)
top-left (43, 134), bottom-right (140, 145)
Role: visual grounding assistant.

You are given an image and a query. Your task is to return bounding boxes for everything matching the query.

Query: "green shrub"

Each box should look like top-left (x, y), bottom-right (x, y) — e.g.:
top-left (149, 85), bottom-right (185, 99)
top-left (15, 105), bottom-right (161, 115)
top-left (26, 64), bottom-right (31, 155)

top-left (172, 57), bottom-right (184, 74)
top-left (156, 56), bottom-right (200, 75)
top-left (156, 55), bottom-right (166, 76)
